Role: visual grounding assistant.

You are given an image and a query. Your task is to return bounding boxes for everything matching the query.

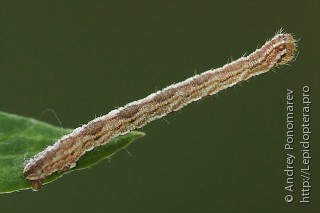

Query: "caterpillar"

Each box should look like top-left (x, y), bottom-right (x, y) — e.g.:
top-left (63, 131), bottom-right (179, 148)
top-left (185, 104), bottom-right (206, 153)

top-left (23, 31), bottom-right (297, 191)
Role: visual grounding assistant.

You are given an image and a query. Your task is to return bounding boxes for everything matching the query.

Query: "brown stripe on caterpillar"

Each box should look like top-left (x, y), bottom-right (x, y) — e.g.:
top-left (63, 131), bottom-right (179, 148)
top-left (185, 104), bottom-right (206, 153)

top-left (22, 31), bottom-right (297, 191)
top-left (118, 104), bottom-right (140, 119)
top-left (152, 88), bottom-right (176, 103)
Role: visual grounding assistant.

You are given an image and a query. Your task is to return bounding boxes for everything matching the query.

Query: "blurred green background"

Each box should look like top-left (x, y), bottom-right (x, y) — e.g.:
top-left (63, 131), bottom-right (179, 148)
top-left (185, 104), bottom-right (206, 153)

top-left (0, 1), bottom-right (319, 212)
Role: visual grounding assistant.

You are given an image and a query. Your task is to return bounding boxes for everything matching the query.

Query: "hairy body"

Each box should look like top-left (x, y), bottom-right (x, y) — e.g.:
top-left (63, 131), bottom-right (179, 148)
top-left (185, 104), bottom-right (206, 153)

top-left (23, 32), bottom-right (297, 191)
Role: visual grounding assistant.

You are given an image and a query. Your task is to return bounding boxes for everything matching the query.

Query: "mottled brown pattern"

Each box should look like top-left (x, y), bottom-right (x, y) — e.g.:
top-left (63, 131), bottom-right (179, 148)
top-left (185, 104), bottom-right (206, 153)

top-left (153, 88), bottom-right (176, 103)
top-left (23, 32), bottom-right (297, 191)
top-left (86, 120), bottom-right (106, 135)
top-left (118, 104), bottom-right (140, 119)
top-left (191, 74), bottom-right (209, 87)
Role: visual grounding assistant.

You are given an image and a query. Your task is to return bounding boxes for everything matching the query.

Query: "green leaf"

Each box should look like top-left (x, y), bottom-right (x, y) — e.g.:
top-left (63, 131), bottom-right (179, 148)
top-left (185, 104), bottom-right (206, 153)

top-left (0, 111), bottom-right (145, 194)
